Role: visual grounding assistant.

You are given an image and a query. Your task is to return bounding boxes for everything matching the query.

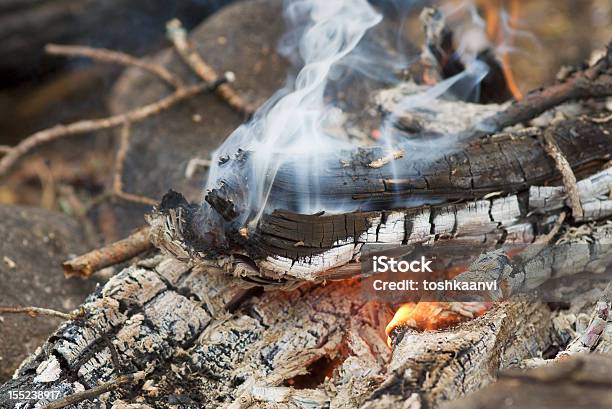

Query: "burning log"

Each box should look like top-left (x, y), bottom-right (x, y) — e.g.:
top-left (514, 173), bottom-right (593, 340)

top-left (141, 44), bottom-right (612, 286)
top-left (147, 116), bottom-right (611, 285)
top-left (2, 221), bottom-right (609, 408)
top-left (2, 2), bottom-right (611, 408)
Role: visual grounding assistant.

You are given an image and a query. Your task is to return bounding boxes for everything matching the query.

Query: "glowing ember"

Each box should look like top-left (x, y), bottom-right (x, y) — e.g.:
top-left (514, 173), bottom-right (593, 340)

top-left (384, 0), bottom-right (529, 344)
top-left (385, 301), bottom-right (491, 347)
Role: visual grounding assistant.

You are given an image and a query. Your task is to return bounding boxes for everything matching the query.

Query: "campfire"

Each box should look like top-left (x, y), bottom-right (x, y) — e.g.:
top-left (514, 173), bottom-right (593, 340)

top-left (0, 0), bottom-right (610, 408)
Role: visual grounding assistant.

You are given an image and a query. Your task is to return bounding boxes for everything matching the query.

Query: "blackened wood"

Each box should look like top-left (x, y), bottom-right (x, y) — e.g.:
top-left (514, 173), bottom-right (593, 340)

top-left (146, 119), bottom-right (612, 284)
top-left (478, 41), bottom-right (612, 132)
top-left (3, 224), bottom-right (610, 408)
top-left (206, 118), bottom-right (610, 224)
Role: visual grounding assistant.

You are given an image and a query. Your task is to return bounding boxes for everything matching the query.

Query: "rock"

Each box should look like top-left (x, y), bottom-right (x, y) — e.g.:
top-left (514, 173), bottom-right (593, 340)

top-left (441, 354), bottom-right (612, 409)
top-left (105, 0), bottom-right (289, 238)
top-left (0, 0), bottom-right (235, 85)
top-left (0, 205), bottom-right (98, 381)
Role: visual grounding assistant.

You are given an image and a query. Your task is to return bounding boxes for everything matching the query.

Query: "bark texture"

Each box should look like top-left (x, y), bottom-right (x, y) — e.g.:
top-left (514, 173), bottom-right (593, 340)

top-left (3, 221), bottom-right (610, 408)
top-left (148, 162), bottom-right (612, 285)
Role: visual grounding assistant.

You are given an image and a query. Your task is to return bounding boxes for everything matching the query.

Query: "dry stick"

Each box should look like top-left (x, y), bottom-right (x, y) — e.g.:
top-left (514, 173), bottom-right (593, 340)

top-left (63, 226), bottom-right (153, 278)
top-left (113, 122), bottom-right (131, 193)
top-left (590, 113), bottom-right (612, 123)
top-left (46, 44), bottom-right (183, 89)
top-left (40, 371), bottom-right (146, 409)
top-left (541, 129), bottom-right (584, 218)
top-left (166, 19), bottom-right (254, 115)
top-left (0, 306), bottom-right (83, 320)
top-left (111, 122), bottom-right (158, 206)
top-left (0, 77), bottom-right (227, 178)
top-left (479, 42), bottom-right (612, 132)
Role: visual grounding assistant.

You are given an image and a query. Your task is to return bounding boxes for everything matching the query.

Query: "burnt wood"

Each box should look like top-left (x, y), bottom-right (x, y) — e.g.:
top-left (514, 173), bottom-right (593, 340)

top-left (205, 119), bottom-right (609, 227)
top-left (147, 118), bottom-right (611, 284)
top-left (3, 222), bottom-right (610, 408)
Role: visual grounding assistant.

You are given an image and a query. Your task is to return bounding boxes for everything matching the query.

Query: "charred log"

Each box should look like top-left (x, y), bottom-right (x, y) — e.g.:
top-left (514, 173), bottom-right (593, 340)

top-left (148, 118), bottom-right (611, 284)
top-left (204, 119), bottom-right (609, 224)
top-left (2, 221), bottom-right (610, 408)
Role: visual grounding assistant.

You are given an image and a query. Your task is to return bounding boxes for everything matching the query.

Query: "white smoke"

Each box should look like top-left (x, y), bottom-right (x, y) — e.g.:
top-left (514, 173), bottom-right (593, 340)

top-left (206, 0), bottom-right (383, 224)
top-left (203, 0), bottom-right (504, 229)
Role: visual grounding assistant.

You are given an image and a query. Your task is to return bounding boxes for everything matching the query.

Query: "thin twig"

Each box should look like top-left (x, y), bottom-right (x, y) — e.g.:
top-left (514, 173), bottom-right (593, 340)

top-left (46, 44), bottom-right (183, 89)
top-left (166, 19), bottom-right (254, 115)
top-left (0, 306), bottom-right (84, 320)
top-left (64, 226), bottom-right (153, 278)
top-left (0, 77), bottom-right (228, 179)
top-left (589, 113), bottom-right (612, 123)
top-left (108, 123), bottom-right (158, 206)
top-left (40, 371), bottom-right (146, 409)
top-left (542, 129), bottom-right (584, 218)
top-left (112, 191), bottom-right (158, 206)
top-left (479, 41), bottom-right (612, 133)
top-left (113, 122), bottom-right (131, 194)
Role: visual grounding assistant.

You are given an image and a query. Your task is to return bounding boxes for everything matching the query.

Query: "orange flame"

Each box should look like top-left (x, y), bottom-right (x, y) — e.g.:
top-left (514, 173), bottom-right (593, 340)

top-left (385, 301), bottom-right (490, 347)
top-left (384, 261), bottom-right (493, 347)
top-left (483, 0), bottom-right (523, 100)
top-left (384, 1), bottom-right (528, 347)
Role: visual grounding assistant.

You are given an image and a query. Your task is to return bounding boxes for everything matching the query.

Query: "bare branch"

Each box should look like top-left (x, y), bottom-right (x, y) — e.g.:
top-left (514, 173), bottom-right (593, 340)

top-left (46, 44), bottom-right (183, 89)
top-left (166, 19), bottom-right (254, 115)
top-left (63, 226), bottom-right (153, 278)
top-left (108, 123), bottom-right (158, 206)
top-left (479, 42), bottom-right (612, 132)
top-left (0, 306), bottom-right (83, 320)
top-left (40, 371), bottom-right (146, 409)
top-left (0, 77), bottom-right (228, 179)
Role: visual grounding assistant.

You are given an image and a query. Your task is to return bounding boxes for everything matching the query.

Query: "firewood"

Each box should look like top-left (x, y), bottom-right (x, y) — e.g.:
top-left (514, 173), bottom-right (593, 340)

top-left (147, 119), bottom-right (611, 285)
top-left (366, 302), bottom-right (552, 409)
top-left (3, 222), bottom-right (610, 408)
top-left (63, 227), bottom-right (153, 278)
top-left (364, 222), bottom-right (611, 409)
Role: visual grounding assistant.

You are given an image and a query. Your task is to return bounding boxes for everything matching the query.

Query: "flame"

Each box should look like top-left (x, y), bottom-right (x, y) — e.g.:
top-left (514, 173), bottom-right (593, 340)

top-left (482, 0), bottom-right (523, 100)
top-left (384, 260), bottom-right (491, 347)
top-left (383, 1), bottom-right (527, 346)
top-left (385, 301), bottom-right (490, 347)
